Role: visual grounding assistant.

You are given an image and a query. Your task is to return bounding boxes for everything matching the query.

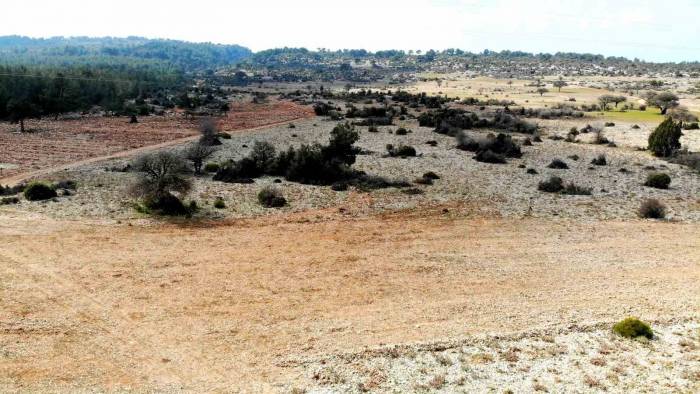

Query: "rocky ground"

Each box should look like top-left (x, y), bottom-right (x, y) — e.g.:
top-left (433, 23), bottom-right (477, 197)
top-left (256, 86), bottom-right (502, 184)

top-left (292, 320), bottom-right (700, 393)
top-left (3, 113), bottom-right (699, 223)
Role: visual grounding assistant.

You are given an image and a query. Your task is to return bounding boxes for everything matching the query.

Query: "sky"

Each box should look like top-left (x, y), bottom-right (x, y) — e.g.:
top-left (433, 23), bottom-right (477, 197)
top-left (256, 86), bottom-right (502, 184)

top-left (2, 0), bottom-right (699, 62)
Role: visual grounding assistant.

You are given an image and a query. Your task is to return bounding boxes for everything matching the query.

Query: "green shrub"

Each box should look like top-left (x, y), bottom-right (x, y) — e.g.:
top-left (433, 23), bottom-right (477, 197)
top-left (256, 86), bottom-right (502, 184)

top-left (639, 199), bottom-right (666, 219)
top-left (258, 186), bottom-right (286, 208)
top-left (643, 173), bottom-right (671, 189)
top-left (613, 318), bottom-right (653, 339)
top-left (23, 182), bottom-right (57, 201)
top-left (143, 193), bottom-right (190, 216)
top-left (204, 162), bottom-right (220, 173)
top-left (395, 127), bottom-right (410, 135)
top-left (547, 159), bottom-right (569, 169)
top-left (213, 197), bottom-right (226, 209)
top-left (538, 176), bottom-right (564, 193)
top-left (648, 118), bottom-right (682, 157)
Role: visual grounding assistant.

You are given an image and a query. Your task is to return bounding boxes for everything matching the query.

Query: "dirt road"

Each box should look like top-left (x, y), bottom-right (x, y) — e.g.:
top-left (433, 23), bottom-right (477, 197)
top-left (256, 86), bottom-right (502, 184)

top-left (1, 209), bottom-right (698, 392)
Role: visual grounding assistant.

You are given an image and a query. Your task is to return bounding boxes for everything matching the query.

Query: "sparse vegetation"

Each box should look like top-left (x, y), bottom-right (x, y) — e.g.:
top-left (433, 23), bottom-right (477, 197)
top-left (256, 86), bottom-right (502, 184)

top-left (258, 186), bottom-right (286, 208)
top-left (639, 199), bottom-right (666, 219)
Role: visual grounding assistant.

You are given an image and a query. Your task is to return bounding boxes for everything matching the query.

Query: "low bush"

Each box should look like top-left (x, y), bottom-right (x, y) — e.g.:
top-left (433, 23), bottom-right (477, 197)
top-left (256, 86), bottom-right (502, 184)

top-left (643, 173), bottom-right (671, 189)
top-left (0, 184), bottom-right (25, 196)
top-left (1, 196), bottom-right (19, 205)
top-left (258, 186), bottom-right (287, 208)
top-left (395, 127), bottom-right (410, 135)
top-left (474, 150), bottom-right (506, 164)
top-left (561, 183), bottom-right (592, 195)
top-left (142, 193), bottom-right (190, 216)
top-left (613, 318), bottom-right (653, 339)
top-left (204, 162), bottom-right (220, 173)
top-left (387, 144), bottom-right (417, 158)
top-left (213, 197), bottom-right (226, 209)
top-left (23, 182), bottom-right (57, 201)
top-left (591, 154), bottom-right (607, 166)
top-left (547, 159), bottom-right (569, 169)
top-left (669, 152), bottom-right (700, 172)
top-left (423, 171), bottom-right (440, 180)
top-left (538, 176), bottom-right (564, 193)
top-left (639, 199), bottom-right (666, 219)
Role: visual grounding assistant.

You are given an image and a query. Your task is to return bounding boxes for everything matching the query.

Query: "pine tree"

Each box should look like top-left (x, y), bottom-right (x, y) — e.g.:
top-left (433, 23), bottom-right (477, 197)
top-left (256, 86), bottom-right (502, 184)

top-left (648, 117), bottom-right (682, 157)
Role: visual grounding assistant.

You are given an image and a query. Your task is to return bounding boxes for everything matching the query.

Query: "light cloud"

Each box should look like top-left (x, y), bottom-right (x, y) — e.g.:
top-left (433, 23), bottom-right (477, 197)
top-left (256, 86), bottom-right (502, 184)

top-left (1, 0), bottom-right (698, 62)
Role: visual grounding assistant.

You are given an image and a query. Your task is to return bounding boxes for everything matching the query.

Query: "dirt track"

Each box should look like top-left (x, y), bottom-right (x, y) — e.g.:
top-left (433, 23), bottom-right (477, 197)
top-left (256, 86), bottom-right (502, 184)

top-left (1, 208), bottom-right (698, 392)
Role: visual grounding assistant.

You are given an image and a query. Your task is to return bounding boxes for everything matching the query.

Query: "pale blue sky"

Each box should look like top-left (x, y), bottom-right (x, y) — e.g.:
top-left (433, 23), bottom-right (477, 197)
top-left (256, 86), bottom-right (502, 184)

top-left (2, 0), bottom-right (699, 62)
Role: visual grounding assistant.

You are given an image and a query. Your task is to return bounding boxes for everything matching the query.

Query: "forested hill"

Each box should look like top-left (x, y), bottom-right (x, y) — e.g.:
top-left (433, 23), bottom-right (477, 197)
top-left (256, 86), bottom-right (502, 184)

top-left (0, 36), bottom-right (252, 71)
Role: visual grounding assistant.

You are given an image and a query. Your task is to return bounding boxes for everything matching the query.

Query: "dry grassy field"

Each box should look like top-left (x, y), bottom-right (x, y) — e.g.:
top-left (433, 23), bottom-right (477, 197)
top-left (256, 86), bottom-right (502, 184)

top-left (1, 81), bottom-right (699, 392)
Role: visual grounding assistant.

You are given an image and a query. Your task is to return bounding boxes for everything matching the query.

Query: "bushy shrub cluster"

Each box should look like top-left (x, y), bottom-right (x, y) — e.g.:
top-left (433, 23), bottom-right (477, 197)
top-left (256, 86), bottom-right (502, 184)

top-left (420, 108), bottom-right (537, 136)
top-left (519, 107), bottom-right (584, 119)
top-left (0, 183), bottom-right (26, 196)
top-left (215, 123), bottom-right (400, 189)
top-left (258, 186), bottom-right (287, 208)
top-left (23, 182), bottom-right (57, 201)
top-left (386, 144), bottom-right (417, 158)
top-left (538, 176), bottom-right (564, 193)
top-left (643, 173), bottom-right (671, 189)
top-left (457, 132), bottom-right (522, 158)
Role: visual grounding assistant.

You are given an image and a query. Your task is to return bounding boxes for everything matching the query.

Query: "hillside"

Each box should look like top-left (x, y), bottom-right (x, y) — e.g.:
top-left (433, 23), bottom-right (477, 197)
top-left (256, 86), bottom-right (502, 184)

top-left (0, 36), bottom-right (252, 71)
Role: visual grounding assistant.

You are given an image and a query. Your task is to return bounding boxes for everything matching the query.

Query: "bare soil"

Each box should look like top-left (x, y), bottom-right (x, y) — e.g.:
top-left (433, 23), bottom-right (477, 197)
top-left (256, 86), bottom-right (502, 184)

top-left (1, 209), bottom-right (698, 392)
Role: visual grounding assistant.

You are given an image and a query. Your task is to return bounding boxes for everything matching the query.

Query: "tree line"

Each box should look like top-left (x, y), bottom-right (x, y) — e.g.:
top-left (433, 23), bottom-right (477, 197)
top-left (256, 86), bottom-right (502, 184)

top-left (0, 64), bottom-right (186, 131)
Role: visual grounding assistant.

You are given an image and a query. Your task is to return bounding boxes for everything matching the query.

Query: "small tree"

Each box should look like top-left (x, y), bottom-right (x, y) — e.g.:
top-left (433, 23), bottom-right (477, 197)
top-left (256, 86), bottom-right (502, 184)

top-left (184, 142), bottom-right (217, 174)
top-left (645, 92), bottom-right (679, 115)
top-left (199, 118), bottom-right (221, 146)
top-left (130, 152), bottom-right (192, 212)
top-left (536, 87), bottom-right (548, 96)
top-left (6, 97), bottom-right (41, 133)
top-left (648, 117), bottom-right (682, 157)
top-left (598, 94), bottom-right (616, 111)
top-left (611, 95), bottom-right (627, 108)
top-left (553, 78), bottom-right (568, 92)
